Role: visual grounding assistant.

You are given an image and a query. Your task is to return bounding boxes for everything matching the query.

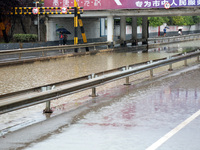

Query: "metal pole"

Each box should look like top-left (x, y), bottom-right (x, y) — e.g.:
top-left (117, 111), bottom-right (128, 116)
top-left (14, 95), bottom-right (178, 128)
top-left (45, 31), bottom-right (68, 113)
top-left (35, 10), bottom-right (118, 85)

top-left (36, 2), bottom-right (40, 41)
top-left (38, 13), bottom-right (40, 41)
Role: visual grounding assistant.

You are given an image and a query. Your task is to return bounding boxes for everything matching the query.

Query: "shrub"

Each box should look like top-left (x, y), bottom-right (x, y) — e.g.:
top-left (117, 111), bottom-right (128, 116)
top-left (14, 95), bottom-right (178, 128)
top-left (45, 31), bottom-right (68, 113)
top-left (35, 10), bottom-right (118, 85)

top-left (13, 34), bottom-right (38, 42)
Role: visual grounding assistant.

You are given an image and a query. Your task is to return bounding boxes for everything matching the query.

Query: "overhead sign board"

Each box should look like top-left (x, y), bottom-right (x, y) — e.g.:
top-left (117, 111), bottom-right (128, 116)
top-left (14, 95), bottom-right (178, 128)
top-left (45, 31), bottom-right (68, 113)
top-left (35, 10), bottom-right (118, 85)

top-left (45, 0), bottom-right (200, 10)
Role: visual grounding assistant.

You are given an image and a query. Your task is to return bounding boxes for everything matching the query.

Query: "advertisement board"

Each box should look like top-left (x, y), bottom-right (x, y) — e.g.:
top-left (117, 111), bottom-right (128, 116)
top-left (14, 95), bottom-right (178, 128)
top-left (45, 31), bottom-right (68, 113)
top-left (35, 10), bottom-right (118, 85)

top-left (44, 0), bottom-right (200, 10)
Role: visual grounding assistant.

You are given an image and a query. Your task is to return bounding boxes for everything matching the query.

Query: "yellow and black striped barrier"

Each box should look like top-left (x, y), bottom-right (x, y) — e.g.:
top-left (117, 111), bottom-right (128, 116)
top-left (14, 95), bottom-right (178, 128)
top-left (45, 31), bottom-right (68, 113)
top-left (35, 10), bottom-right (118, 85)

top-left (9, 7), bottom-right (83, 15)
top-left (7, 0), bottom-right (88, 52)
top-left (74, 0), bottom-right (79, 52)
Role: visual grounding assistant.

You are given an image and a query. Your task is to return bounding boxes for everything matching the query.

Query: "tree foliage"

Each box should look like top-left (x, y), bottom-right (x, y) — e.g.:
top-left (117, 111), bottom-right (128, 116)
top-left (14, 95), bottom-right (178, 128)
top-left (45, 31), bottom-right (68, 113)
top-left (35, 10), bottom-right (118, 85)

top-left (148, 17), bottom-right (169, 27)
top-left (134, 16), bottom-right (200, 27)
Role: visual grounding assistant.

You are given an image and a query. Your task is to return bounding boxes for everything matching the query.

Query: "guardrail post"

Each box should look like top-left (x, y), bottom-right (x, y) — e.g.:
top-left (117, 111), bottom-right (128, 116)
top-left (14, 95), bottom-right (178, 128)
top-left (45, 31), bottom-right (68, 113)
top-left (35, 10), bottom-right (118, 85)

top-left (184, 59), bottom-right (188, 66)
top-left (89, 74), bottom-right (98, 97)
top-left (168, 64), bottom-right (173, 71)
top-left (197, 56), bottom-right (200, 62)
top-left (19, 53), bottom-right (22, 60)
top-left (124, 77), bottom-right (131, 85)
top-left (43, 101), bottom-right (53, 113)
top-left (90, 87), bottom-right (97, 97)
top-left (150, 69), bottom-right (153, 78)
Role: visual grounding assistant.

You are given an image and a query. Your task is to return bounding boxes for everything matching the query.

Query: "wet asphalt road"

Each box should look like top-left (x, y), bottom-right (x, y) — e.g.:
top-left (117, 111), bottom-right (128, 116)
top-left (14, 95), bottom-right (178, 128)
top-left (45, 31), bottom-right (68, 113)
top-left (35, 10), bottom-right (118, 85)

top-left (1, 64), bottom-right (199, 150)
top-left (25, 66), bottom-right (200, 150)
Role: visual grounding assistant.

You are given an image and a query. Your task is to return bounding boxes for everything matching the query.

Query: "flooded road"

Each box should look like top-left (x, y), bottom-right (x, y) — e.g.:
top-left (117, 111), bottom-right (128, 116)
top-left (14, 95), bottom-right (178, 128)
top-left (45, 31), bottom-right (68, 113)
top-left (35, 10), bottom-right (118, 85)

top-left (0, 40), bottom-right (200, 149)
top-left (24, 65), bottom-right (200, 150)
top-left (0, 40), bottom-right (199, 95)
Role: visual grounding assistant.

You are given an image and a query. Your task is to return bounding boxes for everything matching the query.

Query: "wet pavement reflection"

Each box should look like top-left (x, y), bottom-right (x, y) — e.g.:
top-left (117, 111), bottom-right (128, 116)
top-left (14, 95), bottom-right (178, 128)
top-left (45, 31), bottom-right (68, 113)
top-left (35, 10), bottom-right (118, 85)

top-left (0, 40), bottom-right (200, 149)
top-left (25, 66), bottom-right (200, 150)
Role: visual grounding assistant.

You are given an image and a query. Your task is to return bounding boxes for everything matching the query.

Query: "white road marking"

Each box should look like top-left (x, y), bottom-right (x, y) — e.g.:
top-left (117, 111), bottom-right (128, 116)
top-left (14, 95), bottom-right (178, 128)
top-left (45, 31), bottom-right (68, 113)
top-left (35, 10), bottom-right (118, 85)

top-left (114, 0), bottom-right (122, 5)
top-left (146, 109), bottom-right (200, 150)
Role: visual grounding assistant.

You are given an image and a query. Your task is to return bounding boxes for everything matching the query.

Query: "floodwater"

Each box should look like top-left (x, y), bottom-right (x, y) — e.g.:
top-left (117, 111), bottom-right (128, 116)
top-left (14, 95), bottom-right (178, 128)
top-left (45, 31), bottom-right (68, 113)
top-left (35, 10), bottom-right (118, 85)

top-left (0, 40), bottom-right (200, 149)
top-left (0, 40), bottom-right (199, 95)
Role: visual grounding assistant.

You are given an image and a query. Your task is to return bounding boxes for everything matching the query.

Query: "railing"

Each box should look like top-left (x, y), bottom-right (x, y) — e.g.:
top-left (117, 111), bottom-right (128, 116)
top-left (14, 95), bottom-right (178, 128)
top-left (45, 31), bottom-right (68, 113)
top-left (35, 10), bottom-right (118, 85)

top-left (148, 33), bottom-right (200, 45)
top-left (1, 33), bottom-right (200, 65)
top-left (0, 42), bottom-right (110, 63)
top-left (114, 33), bottom-right (200, 46)
top-left (0, 50), bottom-right (200, 114)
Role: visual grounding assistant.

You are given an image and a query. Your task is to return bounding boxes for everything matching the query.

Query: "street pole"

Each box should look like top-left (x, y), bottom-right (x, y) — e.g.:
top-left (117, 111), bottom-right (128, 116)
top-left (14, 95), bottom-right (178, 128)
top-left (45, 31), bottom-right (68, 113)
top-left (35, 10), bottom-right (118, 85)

top-left (35, 2), bottom-right (40, 41)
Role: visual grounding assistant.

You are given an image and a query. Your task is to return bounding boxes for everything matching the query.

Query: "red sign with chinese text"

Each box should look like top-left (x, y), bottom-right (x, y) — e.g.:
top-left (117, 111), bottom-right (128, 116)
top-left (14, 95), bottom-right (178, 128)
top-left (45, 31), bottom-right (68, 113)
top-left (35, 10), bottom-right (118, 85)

top-left (44, 0), bottom-right (200, 10)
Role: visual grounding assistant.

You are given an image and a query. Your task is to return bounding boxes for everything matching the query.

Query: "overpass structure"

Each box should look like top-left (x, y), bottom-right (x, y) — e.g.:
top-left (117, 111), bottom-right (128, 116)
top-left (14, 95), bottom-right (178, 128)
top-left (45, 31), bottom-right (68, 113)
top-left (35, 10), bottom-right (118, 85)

top-left (43, 0), bottom-right (200, 46)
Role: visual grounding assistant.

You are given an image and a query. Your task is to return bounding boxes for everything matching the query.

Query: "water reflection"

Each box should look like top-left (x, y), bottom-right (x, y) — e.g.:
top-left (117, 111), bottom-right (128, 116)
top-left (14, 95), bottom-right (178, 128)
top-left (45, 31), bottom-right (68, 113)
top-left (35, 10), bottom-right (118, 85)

top-left (149, 40), bottom-right (200, 53)
top-left (25, 68), bottom-right (200, 150)
top-left (0, 50), bottom-right (174, 95)
top-left (1, 40), bottom-right (199, 95)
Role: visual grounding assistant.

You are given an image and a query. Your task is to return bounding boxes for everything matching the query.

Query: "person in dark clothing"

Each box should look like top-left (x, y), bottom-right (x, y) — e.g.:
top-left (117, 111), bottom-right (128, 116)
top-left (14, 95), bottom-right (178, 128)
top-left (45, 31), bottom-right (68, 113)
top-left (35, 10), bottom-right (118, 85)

top-left (163, 27), bottom-right (167, 37)
top-left (59, 31), bottom-right (64, 45)
top-left (63, 33), bottom-right (68, 45)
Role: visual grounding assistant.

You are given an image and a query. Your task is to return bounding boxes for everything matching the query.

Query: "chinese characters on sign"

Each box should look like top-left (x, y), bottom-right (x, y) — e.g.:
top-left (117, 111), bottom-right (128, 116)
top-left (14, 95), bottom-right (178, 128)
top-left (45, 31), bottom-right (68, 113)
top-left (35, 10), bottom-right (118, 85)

top-left (45, 0), bottom-right (200, 10)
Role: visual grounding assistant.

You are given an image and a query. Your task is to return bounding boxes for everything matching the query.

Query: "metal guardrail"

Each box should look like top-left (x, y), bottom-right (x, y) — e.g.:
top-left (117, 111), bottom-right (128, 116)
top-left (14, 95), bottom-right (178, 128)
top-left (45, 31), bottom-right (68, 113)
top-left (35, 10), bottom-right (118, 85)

top-left (1, 33), bottom-right (200, 64)
top-left (148, 33), bottom-right (200, 45)
top-left (0, 42), bottom-right (110, 60)
top-left (0, 50), bottom-right (200, 114)
top-left (114, 33), bottom-right (200, 46)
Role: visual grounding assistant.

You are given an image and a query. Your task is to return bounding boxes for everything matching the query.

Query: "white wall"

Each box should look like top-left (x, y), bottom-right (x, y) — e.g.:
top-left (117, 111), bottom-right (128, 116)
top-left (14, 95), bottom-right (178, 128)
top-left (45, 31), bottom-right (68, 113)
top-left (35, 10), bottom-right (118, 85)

top-left (46, 17), bottom-right (200, 41)
top-left (46, 18), bottom-right (100, 41)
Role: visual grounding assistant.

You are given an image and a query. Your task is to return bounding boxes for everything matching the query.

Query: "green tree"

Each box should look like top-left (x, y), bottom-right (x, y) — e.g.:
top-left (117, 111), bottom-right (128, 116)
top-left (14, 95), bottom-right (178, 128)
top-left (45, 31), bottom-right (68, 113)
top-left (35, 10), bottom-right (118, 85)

top-left (192, 16), bottom-right (200, 24)
top-left (170, 16), bottom-right (200, 26)
top-left (148, 17), bottom-right (169, 27)
top-left (137, 17), bottom-right (142, 26)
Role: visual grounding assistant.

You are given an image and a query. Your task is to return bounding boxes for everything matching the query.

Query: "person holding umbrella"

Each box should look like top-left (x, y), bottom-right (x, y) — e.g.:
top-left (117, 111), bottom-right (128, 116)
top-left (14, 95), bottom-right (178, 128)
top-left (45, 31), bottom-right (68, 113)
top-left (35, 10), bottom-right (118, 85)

top-left (63, 33), bottom-right (68, 45)
top-left (178, 26), bottom-right (183, 35)
top-left (56, 28), bottom-right (71, 45)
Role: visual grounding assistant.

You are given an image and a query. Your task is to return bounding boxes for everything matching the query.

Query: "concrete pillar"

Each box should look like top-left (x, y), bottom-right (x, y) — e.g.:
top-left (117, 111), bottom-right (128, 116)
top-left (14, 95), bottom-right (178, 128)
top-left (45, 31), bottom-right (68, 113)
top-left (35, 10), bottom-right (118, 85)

top-left (142, 16), bottom-right (148, 45)
top-left (132, 17), bottom-right (137, 46)
top-left (100, 18), bottom-right (106, 37)
top-left (45, 18), bottom-right (54, 42)
top-left (107, 16), bottom-right (114, 47)
top-left (45, 17), bottom-right (49, 41)
top-left (120, 16), bottom-right (126, 46)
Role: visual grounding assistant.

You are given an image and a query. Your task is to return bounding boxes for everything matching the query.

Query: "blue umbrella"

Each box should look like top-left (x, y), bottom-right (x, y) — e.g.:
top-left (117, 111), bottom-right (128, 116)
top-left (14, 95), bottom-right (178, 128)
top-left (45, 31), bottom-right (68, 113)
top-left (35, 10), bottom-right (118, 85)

top-left (56, 28), bottom-right (71, 34)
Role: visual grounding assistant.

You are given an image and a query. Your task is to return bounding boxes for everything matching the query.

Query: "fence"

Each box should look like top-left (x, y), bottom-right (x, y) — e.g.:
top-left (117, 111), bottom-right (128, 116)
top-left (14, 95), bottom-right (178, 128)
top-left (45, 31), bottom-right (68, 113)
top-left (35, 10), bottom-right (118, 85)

top-left (0, 50), bottom-right (199, 114)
